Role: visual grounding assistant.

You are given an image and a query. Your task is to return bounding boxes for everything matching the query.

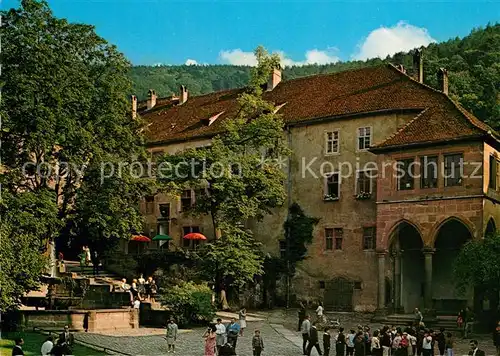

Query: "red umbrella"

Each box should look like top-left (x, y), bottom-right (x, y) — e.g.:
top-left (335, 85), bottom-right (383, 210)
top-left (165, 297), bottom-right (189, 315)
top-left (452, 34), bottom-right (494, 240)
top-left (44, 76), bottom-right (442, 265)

top-left (183, 233), bottom-right (207, 240)
top-left (131, 235), bottom-right (151, 242)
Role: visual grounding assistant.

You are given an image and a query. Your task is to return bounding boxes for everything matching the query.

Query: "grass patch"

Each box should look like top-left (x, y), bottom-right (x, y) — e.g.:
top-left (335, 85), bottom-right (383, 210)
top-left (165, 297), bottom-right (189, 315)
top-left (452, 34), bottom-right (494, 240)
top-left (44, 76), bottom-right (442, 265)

top-left (0, 332), bottom-right (105, 356)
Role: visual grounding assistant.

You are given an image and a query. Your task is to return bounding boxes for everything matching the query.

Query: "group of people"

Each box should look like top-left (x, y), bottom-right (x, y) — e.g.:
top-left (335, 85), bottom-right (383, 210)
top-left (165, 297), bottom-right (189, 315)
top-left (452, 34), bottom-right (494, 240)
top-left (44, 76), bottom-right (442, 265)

top-left (11, 325), bottom-right (74, 356)
top-left (300, 314), bottom-right (498, 356)
top-left (117, 274), bottom-right (158, 304)
top-left (77, 246), bottom-right (99, 275)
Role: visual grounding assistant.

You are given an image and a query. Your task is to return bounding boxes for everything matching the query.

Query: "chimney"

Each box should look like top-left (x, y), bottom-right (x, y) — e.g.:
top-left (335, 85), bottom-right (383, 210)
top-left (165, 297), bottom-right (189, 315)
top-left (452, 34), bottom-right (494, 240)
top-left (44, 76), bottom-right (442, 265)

top-left (267, 67), bottom-right (282, 91)
top-left (147, 89), bottom-right (157, 110)
top-left (437, 68), bottom-right (449, 95)
top-left (179, 85), bottom-right (188, 104)
top-left (131, 95), bottom-right (137, 119)
top-left (412, 48), bottom-right (423, 83)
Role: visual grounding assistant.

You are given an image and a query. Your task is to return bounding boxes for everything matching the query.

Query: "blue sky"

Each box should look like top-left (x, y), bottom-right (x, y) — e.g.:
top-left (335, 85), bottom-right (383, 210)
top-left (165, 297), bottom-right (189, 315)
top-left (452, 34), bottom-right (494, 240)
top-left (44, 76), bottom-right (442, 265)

top-left (3, 0), bottom-right (500, 66)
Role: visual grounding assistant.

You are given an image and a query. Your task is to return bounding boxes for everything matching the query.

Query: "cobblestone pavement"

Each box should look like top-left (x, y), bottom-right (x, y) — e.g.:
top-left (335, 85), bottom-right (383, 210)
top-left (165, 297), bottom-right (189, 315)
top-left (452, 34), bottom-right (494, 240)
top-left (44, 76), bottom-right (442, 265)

top-left (75, 321), bottom-right (303, 356)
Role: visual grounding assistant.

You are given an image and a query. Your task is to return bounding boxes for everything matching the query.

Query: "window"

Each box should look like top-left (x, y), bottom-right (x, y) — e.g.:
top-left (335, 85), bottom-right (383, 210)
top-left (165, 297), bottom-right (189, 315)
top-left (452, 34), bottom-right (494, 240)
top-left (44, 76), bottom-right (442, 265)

top-left (354, 282), bottom-right (362, 290)
top-left (279, 241), bottom-right (286, 258)
top-left (181, 189), bottom-right (193, 211)
top-left (319, 281), bottom-right (325, 289)
top-left (157, 222), bottom-right (169, 249)
top-left (444, 154), bottom-right (463, 187)
top-left (325, 228), bottom-right (334, 250)
top-left (334, 228), bottom-right (343, 250)
top-left (159, 203), bottom-right (170, 218)
top-left (489, 155), bottom-right (497, 190)
top-left (363, 227), bottom-right (376, 250)
top-left (325, 172), bottom-right (340, 199)
top-left (358, 127), bottom-right (371, 150)
top-left (420, 156), bottom-right (438, 189)
top-left (182, 226), bottom-right (201, 249)
top-left (145, 195), bottom-right (155, 214)
top-left (356, 170), bottom-right (374, 195)
top-left (194, 188), bottom-right (206, 202)
top-left (325, 131), bottom-right (339, 154)
top-left (397, 158), bottom-right (415, 190)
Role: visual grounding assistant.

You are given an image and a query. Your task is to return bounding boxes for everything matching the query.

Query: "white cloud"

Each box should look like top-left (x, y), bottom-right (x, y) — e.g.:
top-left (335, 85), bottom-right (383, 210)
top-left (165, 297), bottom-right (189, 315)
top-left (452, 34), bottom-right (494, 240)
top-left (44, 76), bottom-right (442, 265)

top-left (353, 21), bottom-right (435, 60)
top-left (219, 48), bottom-right (339, 67)
top-left (185, 59), bottom-right (198, 66)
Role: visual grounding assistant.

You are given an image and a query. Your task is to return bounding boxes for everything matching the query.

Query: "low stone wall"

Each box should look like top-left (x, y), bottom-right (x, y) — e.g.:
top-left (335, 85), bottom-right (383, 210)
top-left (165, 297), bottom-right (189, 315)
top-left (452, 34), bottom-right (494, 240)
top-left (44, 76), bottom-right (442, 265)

top-left (16, 309), bottom-right (139, 332)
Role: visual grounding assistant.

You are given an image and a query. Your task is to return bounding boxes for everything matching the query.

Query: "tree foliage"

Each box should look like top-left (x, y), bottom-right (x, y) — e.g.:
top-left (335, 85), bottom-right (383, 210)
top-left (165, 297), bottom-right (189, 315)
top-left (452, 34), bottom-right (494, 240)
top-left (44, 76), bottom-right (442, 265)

top-left (158, 281), bottom-right (215, 326)
top-left (284, 203), bottom-right (320, 275)
top-left (453, 233), bottom-right (500, 293)
top-left (1, 0), bottom-right (150, 263)
top-left (131, 24), bottom-right (500, 129)
top-left (157, 46), bottom-right (288, 290)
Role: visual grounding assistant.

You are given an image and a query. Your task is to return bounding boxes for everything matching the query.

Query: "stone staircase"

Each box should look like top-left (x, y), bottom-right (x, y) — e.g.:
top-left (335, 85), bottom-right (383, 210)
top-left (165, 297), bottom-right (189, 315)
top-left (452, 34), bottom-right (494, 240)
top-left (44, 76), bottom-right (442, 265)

top-left (383, 314), bottom-right (461, 332)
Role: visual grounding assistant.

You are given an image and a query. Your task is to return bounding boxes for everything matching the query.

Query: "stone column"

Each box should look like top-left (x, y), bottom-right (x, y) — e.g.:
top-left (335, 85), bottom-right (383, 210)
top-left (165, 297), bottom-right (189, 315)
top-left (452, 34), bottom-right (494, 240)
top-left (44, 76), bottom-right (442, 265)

top-left (377, 250), bottom-right (387, 310)
top-left (423, 248), bottom-right (435, 311)
top-left (394, 251), bottom-right (402, 312)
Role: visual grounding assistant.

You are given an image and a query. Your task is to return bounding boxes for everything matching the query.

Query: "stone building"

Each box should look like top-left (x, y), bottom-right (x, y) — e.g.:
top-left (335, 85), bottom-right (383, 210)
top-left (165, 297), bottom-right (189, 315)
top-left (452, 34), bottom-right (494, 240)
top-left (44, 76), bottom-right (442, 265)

top-left (136, 58), bottom-right (500, 314)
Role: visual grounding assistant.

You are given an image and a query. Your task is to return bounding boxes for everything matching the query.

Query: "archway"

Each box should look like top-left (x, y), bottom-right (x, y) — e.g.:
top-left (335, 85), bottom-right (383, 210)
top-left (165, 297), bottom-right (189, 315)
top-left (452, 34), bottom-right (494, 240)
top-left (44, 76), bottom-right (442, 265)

top-left (389, 221), bottom-right (425, 313)
top-left (486, 218), bottom-right (497, 237)
top-left (432, 218), bottom-right (473, 313)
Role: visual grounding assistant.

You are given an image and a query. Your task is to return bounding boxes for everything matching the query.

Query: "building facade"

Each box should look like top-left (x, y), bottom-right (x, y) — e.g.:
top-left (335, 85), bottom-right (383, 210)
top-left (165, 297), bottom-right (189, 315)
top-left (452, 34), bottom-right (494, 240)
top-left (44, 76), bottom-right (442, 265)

top-left (136, 60), bottom-right (500, 314)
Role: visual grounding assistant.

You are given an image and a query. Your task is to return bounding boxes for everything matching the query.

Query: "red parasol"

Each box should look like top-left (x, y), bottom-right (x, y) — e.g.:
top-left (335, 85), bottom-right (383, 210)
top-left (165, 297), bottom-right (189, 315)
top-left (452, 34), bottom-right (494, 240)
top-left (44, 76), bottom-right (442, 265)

top-left (131, 235), bottom-right (151, 242)
top-left (183, 233), bottom-right (207, 240)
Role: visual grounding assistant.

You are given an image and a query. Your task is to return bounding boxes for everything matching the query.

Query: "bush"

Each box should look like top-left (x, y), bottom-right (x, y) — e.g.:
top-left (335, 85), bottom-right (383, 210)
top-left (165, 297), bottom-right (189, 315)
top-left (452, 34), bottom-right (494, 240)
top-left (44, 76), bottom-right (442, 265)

top-left (103, 250), bottom-right (138, 281)
top-left (159, 281), bottom-right (215, 326)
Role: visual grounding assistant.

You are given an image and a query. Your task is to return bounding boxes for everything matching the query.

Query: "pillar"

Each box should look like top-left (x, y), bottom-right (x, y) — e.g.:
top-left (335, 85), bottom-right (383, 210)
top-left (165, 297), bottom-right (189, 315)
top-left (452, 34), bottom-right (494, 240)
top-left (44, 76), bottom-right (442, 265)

top-left (394, 251), bottom-right (402, 312)
top-left (423, 248), bottom-right (434, 311)
top-left (377, 251), bottom-right (387, 310)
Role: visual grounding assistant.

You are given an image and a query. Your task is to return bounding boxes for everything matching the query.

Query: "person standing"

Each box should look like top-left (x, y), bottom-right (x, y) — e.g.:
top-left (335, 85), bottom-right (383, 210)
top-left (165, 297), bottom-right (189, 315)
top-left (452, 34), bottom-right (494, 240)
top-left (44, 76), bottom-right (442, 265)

top-left (436, 328), bottom-right (446, 356)
top-left (138, 274), bottom-right (146, 298)
top-left (493, 321), bottom-right (500, 356)
top-left (371, 330), bottom-right (382, 356)
top-left (364, 326), bottom-right (372, 356)
top-left (316, 301), bottom-right (325, 324)
top-left (354, 333), bottom-right (365, 356)
top-left (166, 319), bottom-right (178, 353)
top-left (323, 328), bottom-right (331, 356)
top-left (302, 315), bottom-right (311, 355)
top-left (215, 318), bottom-right (226, 354)
top-left (464, 307), bottom-right (474, 338)
top-left (41, 336), bottom-right (54, 356)
top-left (307, 322), bottom-right (323, 356)
top-left (11, 338), bottom-right (24, 356)
top-left (445, 332), bottom-right (454, 356)
top-left (299, 301), bottom-right (307, 332)
top-left (91, 250), bottom-right (99, 276)
top-left (381, 327), bottom-right (391, 356)
top-left (252, 329), bottom-right (264, 356)
top-left (337, 327), bottom-right (346, 356)
top-left (468, 340), bottom-right (485, 356)
top-left (347, 329), bottom-right (356, 356)
top-left (239, 308), bottom-right (247, 336)
top-left (150, 278), bottom-right (158, 303)
top-left (78, 248), bottom-right (86, 274)
top-left (85, 246), bottom-right (91, 266)
top-left (226, 318), bottom-right (241, 349)
top-left (203, 324), bottom-right (217, 356)
top-left (414, 308), bottom-right (423, 328)
top-left (422, 331), bottom-right (433, 356)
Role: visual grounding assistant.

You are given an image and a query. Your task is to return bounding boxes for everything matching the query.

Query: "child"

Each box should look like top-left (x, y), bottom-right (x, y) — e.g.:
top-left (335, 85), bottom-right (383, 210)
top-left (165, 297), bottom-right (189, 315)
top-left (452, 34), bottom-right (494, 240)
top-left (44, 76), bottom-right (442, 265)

top-left (445, 332), bottom-right (454, 356)
top-left (252, 329), bottom-right (264, 356)
top-left (323, 328), bottom-right (331, 356)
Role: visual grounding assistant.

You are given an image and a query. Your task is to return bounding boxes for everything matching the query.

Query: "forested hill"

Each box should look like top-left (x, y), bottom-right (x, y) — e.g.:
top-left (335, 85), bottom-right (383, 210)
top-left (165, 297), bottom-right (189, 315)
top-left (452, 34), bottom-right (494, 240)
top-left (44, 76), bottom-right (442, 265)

top-left (130, 24), bottom-right (500, 129)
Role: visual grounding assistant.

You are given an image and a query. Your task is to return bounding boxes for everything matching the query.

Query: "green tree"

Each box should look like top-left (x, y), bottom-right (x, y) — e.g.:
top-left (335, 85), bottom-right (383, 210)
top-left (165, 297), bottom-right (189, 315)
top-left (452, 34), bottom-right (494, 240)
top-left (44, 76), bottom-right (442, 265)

top-left (1, 0), bottom-right (149, 271)
top-left (0, 189), bottom-right (60, 311)
top-left (453, 233), bottom-right (500, 293)
top-left (158, 46), bottom-right (288, 302)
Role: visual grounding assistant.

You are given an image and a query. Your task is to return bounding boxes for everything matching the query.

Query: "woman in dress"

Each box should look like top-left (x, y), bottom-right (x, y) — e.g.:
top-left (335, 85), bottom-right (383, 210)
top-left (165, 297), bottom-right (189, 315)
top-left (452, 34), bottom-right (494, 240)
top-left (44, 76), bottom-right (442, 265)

top-left (203, 324), bottom-right (217, 356)
top-left (239, 308), bottom-right (247, 336)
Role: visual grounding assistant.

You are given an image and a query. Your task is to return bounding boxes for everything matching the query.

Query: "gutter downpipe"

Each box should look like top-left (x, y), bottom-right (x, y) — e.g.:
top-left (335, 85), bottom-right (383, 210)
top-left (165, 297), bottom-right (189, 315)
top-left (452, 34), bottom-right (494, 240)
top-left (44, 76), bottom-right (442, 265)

top-left (286, 126), bottom-right (292, 310)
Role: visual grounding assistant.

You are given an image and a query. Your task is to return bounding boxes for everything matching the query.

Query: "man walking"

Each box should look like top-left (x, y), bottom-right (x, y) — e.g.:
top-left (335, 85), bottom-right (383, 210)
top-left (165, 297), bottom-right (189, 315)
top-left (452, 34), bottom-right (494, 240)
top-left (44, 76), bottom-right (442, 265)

top-left (299, 301), bottom-right (307, 332)
top-left (226, 317), bottom-right (241, 349)
top-left (302, 315), bottom-right (311, 355)
top-left (215, 318), bottom-right (226, 354)
top-left (307, 321), bottom-right (323, 356)
top-left (414, 308), bottom-right (423, 327)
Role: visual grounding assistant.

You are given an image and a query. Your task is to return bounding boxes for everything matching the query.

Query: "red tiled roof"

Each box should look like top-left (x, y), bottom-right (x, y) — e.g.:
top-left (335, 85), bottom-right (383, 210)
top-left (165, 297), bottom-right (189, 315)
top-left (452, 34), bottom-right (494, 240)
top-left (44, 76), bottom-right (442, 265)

top-left (139, 64), bottom-right (498, 147)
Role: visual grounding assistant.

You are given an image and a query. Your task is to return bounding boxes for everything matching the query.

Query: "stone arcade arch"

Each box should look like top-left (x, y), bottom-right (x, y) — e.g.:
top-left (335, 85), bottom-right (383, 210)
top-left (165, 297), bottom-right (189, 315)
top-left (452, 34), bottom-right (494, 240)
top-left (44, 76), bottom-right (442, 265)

top-left (486, 218), bottom-right (497, 237)
top-left (389, 221), bottom-right (425, 313)
top-left (432, 217), bottom-right (473, 313)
